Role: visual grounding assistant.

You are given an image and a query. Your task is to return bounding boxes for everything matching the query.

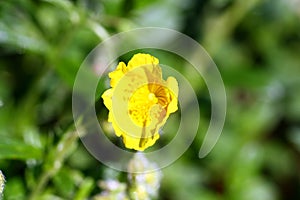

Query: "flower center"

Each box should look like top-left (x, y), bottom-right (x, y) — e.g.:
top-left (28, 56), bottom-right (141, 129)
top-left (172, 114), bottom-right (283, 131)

top-left (128, 84), bottom-right (169, 127)
top-left (148, 93), bottom-right (158, 103)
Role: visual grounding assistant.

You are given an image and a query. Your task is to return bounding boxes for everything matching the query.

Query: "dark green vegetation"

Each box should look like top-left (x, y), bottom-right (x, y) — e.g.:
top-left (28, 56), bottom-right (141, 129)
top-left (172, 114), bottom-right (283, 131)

top-left (0, 0), bottom-right (300, 199)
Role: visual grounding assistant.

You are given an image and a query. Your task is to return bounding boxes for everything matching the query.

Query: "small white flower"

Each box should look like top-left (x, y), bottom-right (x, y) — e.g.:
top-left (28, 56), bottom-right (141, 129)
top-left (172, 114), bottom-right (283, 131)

top-left (128, 153), bottom-right (163, 200)
top-left (0, 170), bottom-right (5, 197)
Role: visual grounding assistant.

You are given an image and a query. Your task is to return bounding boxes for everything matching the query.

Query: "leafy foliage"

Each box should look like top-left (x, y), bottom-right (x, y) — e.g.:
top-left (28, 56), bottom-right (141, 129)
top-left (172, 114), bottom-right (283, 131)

top-left (0, 0), bottom-right (300, 199)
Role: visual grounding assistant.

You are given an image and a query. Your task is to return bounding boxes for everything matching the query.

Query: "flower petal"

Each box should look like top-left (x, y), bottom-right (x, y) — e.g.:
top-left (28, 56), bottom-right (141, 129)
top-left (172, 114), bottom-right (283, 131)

top-left (123, 131), bottom-right (160, 151)
top-left (109, 62), bottom-right (127, 87)
top-left (166, 76), bottom-right (179, 114)
top-left (127, 53), bottom-right (159, 70)
top-left (101, 88), bottom-right (113, 110)
top-left (110, 114), bottom-right (125, 137)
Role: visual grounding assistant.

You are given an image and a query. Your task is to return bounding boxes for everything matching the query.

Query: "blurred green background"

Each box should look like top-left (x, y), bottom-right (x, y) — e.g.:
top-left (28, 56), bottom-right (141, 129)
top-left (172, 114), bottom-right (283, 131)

top-left (1, 0), bottom-right (300, 199)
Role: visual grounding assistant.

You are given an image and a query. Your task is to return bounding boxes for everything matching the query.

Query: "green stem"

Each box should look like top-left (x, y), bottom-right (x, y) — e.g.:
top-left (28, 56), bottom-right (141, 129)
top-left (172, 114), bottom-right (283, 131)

top-left (28, 127), bottom-right (78, 200)
top-left (203, 0), bottom-right (263, 54)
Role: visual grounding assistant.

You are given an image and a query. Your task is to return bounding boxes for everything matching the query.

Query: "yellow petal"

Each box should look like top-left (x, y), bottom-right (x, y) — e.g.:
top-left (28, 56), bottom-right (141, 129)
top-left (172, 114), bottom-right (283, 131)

top-left (166, 76), bottom-right (179, 114)
top-left (101, 88), bottom-right (113, 110)
top-left (110, 114), bottom-right (124, 137)
top-left (109, 62), bottom-right (127, 87)
top-left (123, 132), bottom-right (160, 151)
top-left (127, 53), bottom-right (159, 70)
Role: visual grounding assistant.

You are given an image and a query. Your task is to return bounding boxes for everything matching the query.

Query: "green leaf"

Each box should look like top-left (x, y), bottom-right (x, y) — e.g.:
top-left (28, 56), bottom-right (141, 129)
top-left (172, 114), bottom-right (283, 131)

top-left (73, 178), bottom-right (94, 200)
top-left (52, 168), bottom-right (77, 198)
top-left (0, 2), bottom-right (49, 53)
top-left (0, 137), bottom-right (42, 160)
top-left (3, 178), bottom-right (26, 200)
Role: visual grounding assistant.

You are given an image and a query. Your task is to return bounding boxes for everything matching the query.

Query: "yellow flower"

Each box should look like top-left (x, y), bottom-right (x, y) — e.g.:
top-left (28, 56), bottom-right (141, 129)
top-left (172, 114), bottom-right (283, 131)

top-left (102, 53), bottom-right (178, 151)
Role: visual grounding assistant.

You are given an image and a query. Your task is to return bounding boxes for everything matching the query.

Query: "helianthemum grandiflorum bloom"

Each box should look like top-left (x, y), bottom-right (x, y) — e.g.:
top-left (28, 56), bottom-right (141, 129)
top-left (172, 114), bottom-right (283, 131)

top-left (102, 53), bottom-right (178, 151)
